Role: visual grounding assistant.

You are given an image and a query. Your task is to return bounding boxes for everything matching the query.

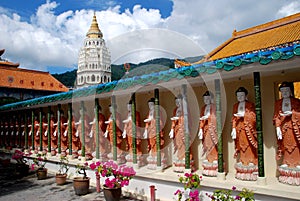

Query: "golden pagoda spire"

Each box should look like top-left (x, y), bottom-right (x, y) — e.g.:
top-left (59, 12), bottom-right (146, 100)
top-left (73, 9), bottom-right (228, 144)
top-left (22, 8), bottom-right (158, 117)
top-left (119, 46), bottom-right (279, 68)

top-left (86, 12), bottom-right (103, 38)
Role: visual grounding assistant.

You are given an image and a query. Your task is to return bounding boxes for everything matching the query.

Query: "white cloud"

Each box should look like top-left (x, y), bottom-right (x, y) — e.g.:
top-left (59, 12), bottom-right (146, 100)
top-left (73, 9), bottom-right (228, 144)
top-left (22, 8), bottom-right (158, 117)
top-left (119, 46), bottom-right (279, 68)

top-left (276, 1), bottom-right (300, 18)
top-left (0, 0), bottom-right (298, 73)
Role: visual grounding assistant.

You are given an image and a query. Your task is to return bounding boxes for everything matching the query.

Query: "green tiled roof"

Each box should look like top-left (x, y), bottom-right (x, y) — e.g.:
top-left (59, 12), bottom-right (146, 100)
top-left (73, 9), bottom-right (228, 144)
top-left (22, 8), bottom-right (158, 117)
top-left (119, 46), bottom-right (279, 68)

top-left (0, 43), bottom-right (299, 111)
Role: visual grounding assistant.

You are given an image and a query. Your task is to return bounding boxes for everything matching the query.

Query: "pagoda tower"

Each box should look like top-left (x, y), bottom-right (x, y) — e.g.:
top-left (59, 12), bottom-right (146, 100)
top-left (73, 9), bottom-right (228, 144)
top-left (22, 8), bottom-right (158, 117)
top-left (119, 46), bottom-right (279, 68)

top-left (76, 13), bottom-right (111, 88)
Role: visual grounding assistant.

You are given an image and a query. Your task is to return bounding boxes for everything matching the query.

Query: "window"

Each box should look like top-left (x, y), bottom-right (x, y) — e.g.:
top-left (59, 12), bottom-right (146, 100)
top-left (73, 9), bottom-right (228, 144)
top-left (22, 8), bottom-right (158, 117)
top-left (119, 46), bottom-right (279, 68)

top-left (92, 75), bottom-right (95, 82)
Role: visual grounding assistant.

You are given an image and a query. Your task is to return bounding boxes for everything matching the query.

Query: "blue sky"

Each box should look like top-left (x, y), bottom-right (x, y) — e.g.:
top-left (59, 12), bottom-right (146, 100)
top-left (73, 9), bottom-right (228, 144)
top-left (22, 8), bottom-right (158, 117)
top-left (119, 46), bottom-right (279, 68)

top-left (0, 0), bottom-right (173, 20)
top-left (0, 0), bottom-right (299, 74)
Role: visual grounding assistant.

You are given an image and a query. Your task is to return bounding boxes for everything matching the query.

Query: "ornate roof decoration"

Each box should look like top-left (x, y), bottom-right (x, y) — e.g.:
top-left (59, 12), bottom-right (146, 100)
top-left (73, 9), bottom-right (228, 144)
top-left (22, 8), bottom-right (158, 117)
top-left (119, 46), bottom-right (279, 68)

top-left (205, 12), bottom-right (300, 61)
top-left (0, 13), bottom-right (300, 111)
top-left (0, 49), bottom-right (20, 68)
top-left (86, 13), bottom-right (103, 38)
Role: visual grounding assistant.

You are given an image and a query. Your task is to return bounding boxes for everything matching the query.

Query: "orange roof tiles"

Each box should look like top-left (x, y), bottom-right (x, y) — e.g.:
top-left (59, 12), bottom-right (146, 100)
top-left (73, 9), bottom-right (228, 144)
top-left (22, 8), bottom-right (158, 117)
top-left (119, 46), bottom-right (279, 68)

top-left (207, 12), bottom-right (300, 60)
top-left (0, 66), bottom-right (69, 92)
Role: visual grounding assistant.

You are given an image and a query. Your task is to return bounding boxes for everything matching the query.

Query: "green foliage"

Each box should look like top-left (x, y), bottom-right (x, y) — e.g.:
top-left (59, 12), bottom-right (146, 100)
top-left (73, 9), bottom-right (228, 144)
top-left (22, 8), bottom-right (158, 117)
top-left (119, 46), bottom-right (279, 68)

top-left (207, 186), bottom-right (255, 201)
top-left (57, 155), bottom-right (69, 174)
top-left (52, 70), bottom-right (77, 88)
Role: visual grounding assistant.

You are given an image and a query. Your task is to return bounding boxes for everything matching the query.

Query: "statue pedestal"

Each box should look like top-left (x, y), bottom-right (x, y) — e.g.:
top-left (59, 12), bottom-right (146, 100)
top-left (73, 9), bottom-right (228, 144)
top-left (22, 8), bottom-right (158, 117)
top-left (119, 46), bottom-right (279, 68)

top-left (173, 159), bottom-right (194, 173)
top-left (107, 153), bottom-right (126, 164)
top-left (257, 176), bottom-right (267, 185)
top-left (126, 154), bottom-right (145, 167)
top-left (235, 162), bottom-right (258, 181)
top-left (146, 155), bottom-right (167, 170)
top-left (217, 172), bottom-right (226, 180)
top-left (278, 165), bottom-right (300, 186)
top-left (202, 161), bottom-right (218, 177)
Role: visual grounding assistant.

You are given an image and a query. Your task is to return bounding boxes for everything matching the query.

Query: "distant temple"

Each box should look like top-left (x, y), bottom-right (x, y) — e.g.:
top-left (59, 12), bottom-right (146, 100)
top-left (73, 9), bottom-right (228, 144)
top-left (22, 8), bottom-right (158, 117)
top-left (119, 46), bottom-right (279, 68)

top-left (76, 13), bottom-right (111, 88)
top-left (0, 49), bottom-right (68, 105)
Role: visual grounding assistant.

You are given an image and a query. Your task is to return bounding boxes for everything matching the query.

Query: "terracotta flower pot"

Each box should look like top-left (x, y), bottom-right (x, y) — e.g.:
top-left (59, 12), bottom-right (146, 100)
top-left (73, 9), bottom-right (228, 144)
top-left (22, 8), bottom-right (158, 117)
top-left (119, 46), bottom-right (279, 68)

top-left (73, 177), bottom-right (90, 195)
top-left (103, 187), bottom-right (122, 201)
top-left (36, 168), bottom-right (47, 180)
top-left (55, 173), bottom-right (67, 185)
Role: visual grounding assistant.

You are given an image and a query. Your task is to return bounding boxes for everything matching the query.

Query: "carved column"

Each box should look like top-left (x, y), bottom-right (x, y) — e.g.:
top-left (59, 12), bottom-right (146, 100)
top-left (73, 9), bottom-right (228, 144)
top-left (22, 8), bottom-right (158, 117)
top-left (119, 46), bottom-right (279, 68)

top-left (95, 99), bottom-right (100, 159)
top-left (47, 106), bottom-right (51, 153)
top-left (68, 103), bottom-right (72, 155)
top-left (154, 88), bottom-right (161, 167)
top-left (215, 79), bottom-right (224, 173)
top-left (254, 72), bottom-right (265, 178)
top-left (80, 101), bottom-right (85, 157)
top-left (111, 96), bottom-right (117, 161)
top-left (57, 105), bottom-right (61, 154)
top-left (131, 93), bottom-right (137, 164)
top-left (31, 111), bottom-right (35, 150)
top-left (182, 84), bottom-right (190, 169)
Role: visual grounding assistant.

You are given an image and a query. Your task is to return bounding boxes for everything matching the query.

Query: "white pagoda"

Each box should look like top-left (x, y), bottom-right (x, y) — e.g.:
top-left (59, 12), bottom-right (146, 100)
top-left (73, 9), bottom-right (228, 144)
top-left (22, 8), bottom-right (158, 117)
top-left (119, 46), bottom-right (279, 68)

top-left (76, 14), bottom-right (111, 88)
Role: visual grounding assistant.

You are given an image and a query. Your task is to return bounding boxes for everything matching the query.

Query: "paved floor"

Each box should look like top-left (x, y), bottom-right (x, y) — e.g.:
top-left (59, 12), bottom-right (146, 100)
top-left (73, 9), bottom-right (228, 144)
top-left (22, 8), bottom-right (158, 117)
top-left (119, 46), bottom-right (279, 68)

top-left (0, 163), bottom-right (141, 201)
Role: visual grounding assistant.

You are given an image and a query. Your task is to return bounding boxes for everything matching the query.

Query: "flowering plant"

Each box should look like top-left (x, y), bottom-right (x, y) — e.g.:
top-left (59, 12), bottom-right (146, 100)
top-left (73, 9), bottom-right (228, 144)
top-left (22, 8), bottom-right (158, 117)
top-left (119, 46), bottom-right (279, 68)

top-left (12, 150), bottom-right (28, 164)
top-left (32, 153), bottom-right (47, 170)
top-left (174, 173), bottom-right (202, 201)
top-left (89, 160), bottom-right (136, 189)
top-left (75, 162), bottom-right (89, 179)
top-left (57, 155), bottom-right (69, 175)
top-left (206, 186), bottom-right (255, 201)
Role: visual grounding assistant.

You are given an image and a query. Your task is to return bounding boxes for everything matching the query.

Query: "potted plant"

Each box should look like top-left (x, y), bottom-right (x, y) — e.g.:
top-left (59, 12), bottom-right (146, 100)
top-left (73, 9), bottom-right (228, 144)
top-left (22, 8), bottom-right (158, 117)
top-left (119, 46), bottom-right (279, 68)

top-left (55, 155), bottom-right (69, 185)
top-left (73, 162), bottom-right (90, 195)
top-left (32, 153), bottom-right (48, 180)
top-left (206, 186), bottom-right (255, 201)
top-left (174, 173), bottom-right (202, 201)
top-left (12, 149), bottom-right (29, 178)
top-left (89, 160), bottom-right (136, 201)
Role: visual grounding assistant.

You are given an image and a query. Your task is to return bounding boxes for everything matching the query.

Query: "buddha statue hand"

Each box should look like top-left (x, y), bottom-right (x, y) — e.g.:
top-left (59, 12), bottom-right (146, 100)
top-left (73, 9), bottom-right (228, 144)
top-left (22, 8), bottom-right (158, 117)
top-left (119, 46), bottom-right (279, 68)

top-left (53, 130), bottom-right (57, 137)
top-left (122, 130), bottom-right (126, 138)
top-left (144, 118), bottom-right (151, 123)
top-left (64, 130), bottom-right (67, 137)
top-left (199, 115), bottom-right (208, 121)
top-left (104, 130), bottom-right (108, 138)
top-left (231, 128), bottom-right (237, 139)
top-left (29, 131), bottom-right (32, 136)
top-left (16, 131), bottom-right (19, 136)
top-left (36, 131), bottom-right (39, 136)
top-left (22, 131), bottom-right (25, 136)
top-left (143, 129), bottom-right (148, 139)
top-left (123, 118), bottom-right (130, 123)
top-left (280, 111), bottom-right (292, 116)
top-left (75, 130), bottom-right (79, 137)
top-left (276, 127), bottom-right (283, 140)
top-left (170, 117), bottom-right (179, 121)
top-left (169, 129), bottom-right (174, 138)
top-left (105, 120), bottom-right (111, 124)
top-left (234, 112), bottom-right (244, 117)
top-left (44, 130), bottom-right (47, 136)
top-left (198, 129), bottom-right (203, 139)
top-left (89, 130), bottom-right (93, 138)
top-left (89, 119), bottom-right (95, 125)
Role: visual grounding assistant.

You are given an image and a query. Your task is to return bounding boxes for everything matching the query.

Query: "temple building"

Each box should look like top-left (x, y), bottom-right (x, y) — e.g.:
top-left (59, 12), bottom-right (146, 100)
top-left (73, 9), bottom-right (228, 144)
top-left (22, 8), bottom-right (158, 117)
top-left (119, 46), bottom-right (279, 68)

top-left (76, 14), bottom-right (111, 88)
top-left (0, 12), bottom-right (300, 201)
top-left (0, 49), bottom-right (68, 105)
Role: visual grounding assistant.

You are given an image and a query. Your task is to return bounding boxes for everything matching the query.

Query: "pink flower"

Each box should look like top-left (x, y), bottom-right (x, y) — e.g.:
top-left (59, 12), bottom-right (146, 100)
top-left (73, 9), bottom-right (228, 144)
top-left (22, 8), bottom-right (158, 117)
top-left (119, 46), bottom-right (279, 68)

top-left (31, 164), bottom-right (35, 170)
top-left (189, 190), bottom-right (199, 201)
top-left (174, 189), bottom-right (182, 195)
top-left (89, 163), bottom-right (96, 170)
